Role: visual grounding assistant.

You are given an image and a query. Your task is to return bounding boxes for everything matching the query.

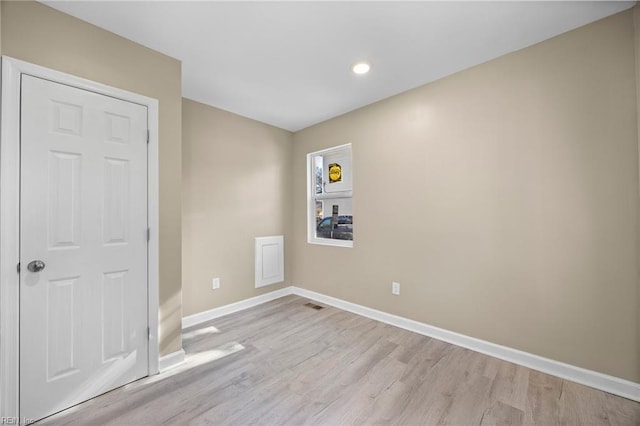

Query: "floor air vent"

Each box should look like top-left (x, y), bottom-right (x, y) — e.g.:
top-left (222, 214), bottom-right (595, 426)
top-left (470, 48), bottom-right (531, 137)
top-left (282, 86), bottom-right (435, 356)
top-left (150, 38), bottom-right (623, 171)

top-left (304, 302), bottom-right (324, 310)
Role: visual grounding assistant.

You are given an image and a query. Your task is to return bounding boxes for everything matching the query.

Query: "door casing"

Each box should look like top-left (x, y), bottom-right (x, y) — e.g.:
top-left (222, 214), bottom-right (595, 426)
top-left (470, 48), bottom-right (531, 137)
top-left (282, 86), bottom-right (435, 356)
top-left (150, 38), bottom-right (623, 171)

top-left (0, 56), bottom-right (160, 419)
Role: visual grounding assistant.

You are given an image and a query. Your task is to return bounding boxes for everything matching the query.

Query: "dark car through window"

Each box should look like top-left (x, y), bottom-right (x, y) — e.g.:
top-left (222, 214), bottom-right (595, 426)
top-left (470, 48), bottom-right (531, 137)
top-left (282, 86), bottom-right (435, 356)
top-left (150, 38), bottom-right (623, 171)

top-left (316, 215), bottom-right (353, 240)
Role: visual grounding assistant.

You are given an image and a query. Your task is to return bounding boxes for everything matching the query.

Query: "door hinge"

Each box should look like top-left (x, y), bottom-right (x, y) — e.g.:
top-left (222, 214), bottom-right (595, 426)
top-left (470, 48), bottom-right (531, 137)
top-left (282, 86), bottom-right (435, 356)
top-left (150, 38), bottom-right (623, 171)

top-left (147, 228), bottom-right (150, 242)
top-left (17, 262), bottom-right (20, 273)
top-left (147, 130), bottom-right (150, 144)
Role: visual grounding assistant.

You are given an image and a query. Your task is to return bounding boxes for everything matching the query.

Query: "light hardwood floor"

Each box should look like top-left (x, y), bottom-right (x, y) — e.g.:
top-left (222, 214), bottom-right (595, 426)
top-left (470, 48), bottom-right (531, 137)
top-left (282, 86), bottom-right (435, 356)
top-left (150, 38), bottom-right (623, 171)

top-left (42, 295), bottom-right (640, 425)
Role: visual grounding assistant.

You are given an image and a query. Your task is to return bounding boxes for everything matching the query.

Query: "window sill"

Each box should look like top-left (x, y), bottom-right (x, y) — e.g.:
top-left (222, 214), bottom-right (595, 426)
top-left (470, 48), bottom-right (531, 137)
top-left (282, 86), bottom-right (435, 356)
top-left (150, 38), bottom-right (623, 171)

top-left (308, 237), bottom-right (353, 248)
top-left (315, 191), bottom-right (352, 200)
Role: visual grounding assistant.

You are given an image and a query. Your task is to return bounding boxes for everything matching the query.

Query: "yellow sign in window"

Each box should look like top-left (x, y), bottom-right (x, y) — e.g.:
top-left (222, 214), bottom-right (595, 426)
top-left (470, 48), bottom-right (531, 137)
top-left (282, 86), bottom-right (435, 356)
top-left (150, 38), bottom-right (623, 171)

top-left (328, 163), bottom-right (342, 183)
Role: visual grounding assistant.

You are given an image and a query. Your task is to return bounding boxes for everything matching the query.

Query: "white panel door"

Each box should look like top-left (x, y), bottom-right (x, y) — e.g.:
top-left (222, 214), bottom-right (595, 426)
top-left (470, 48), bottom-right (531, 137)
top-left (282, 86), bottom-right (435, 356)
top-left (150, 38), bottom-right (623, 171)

top-left (19, 75), bottom-right (149, 421)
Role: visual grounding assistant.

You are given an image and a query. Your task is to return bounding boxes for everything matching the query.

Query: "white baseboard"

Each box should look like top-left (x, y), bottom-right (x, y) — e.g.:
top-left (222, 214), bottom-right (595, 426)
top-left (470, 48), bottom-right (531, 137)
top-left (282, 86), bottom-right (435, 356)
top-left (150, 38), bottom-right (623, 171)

top-left (182, 286), bottom-right (294, 329)
top-left (180, 285), bottom-right (640, 402)
top-left (291, 287), bottom-right (640, 402)
top-left (158, 349), bottom-right (185, 373)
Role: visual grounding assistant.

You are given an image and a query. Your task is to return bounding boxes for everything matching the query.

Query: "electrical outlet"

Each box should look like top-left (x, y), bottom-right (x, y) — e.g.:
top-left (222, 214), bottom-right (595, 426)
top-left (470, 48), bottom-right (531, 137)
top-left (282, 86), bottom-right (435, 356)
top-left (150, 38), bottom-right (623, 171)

top-left (392, 281), bottom-right (400, 296)
top-left (212, 277), bottom-right (220, 290)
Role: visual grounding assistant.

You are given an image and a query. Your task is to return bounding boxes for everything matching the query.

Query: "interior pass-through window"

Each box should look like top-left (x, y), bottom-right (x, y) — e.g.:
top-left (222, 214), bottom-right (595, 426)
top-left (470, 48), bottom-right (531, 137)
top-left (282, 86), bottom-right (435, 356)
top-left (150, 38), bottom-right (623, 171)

top-left (307, 144), bottom-right (353, 247)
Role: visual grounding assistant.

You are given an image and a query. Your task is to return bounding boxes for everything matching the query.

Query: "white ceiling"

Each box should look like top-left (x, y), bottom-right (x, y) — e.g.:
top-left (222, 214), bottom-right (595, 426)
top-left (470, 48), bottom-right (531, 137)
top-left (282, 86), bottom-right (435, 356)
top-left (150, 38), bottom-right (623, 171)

top-left (43, 1), bottom-right (635, 132)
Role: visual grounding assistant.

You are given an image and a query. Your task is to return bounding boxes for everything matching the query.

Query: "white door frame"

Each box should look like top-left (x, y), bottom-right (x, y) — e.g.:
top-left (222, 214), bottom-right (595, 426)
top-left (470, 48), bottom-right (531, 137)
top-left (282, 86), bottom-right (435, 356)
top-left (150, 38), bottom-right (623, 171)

top-left (0, 56), bottom-right (160, 419)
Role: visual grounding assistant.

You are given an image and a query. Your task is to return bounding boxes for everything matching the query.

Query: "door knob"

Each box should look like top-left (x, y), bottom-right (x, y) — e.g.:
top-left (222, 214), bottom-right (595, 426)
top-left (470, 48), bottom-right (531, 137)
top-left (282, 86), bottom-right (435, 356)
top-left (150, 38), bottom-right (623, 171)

top-left (27, 260), bottom-right (46, 273)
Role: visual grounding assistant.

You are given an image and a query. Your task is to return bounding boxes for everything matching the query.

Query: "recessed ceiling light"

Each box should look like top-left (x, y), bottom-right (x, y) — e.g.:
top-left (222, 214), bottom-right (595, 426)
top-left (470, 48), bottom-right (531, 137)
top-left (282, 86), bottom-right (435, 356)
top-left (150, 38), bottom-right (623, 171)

top-left (352, 62), bottom-right (371, 75)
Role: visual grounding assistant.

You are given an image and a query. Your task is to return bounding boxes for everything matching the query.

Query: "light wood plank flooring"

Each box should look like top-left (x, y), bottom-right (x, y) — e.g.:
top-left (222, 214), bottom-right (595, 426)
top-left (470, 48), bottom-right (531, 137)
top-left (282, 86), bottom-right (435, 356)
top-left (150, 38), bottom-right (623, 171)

top-left (42, 295), bottom-right (640, 425)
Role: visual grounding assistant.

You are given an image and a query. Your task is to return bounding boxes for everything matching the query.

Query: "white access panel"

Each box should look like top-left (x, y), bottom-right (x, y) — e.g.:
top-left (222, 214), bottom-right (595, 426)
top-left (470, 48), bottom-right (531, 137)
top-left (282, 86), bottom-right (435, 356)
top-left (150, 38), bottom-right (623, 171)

top-left (255, 236), bottom-right (284, 288)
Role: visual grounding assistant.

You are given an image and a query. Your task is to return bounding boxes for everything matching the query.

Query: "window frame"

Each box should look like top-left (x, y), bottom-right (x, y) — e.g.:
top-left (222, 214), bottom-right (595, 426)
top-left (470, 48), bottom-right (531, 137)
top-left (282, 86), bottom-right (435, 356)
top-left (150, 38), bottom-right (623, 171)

top-left (306, 143), bottom-right (353, 248)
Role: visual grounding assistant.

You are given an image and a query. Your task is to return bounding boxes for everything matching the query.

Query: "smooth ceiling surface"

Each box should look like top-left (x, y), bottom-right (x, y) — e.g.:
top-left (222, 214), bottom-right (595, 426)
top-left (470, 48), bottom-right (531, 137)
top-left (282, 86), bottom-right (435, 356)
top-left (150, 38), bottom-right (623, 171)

top-left (43, 1), bottom-right (635, 131)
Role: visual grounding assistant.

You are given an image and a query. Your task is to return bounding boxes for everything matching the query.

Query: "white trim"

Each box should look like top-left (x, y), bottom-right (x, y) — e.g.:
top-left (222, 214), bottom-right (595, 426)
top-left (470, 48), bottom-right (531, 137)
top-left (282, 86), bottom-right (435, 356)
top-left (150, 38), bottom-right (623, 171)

top-left (0, 55), bottom-right (22, 420)
top-left (0, 56), bottom-right (161, 418)
top-left (159, 349), bottom-right (186, 373)
top-left (179, 285), bottom-right (640, 402)
top-left (182, 287), bottom-right (294, 329)
top-left (146, 93), bottom-right (160, 377)
top-left (291, 287), bottom-right (640, 403)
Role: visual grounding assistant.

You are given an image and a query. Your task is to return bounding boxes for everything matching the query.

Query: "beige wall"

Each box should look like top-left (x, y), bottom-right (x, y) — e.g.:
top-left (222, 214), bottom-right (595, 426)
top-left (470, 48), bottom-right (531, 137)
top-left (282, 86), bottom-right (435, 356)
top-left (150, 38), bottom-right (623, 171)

top-left (1, 1), bottom-right (183, 355)
top-left (292, 10), bottom-right (640, 382)
top-left (182, 99), bottom-right (292, 316)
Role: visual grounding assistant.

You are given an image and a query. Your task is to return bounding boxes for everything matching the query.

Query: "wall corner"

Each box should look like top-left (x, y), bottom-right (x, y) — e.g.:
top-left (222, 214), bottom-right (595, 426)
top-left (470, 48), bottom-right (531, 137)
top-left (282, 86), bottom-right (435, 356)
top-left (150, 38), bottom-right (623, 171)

top-left (0, 0), bottom-right (3, 54)
top-left (633, 3), bottom-right (640, 383)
